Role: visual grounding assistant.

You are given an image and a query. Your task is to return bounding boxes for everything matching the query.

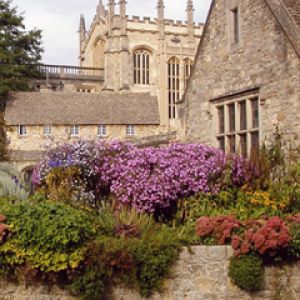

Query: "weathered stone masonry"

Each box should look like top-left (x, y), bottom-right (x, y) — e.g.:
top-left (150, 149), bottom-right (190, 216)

top-left (1, 246), bottom-right (300, 300)
top-left (179, 0), bottom-right (300, 149)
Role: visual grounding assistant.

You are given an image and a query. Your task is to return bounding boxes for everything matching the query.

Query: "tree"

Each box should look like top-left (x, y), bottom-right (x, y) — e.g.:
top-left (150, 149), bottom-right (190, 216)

top-left (0, 0), bottom-right (43, 160)
top-left (0, 0), bottom-right (43, 107)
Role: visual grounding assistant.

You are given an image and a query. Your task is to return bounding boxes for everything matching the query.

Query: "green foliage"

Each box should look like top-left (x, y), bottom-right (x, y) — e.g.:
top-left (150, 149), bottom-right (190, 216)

top-left (287, 222), bottom-right (300, 259)
top-left (27, 192), bottom-right (48, 204)
top-left (68, 263), bottom-right (108, 299)
top-left (0, 0), bottom-right (43, 160)
top-left (0, 201), bottom-right (180, 299)
top-left (0, 163), bottom-right (29, 200)
top-left (0, 201), bottom-right (95, 275)
top-left (68, 238), bottom-right (134, 299)
top-left (0, 0), bottom-right (43, 100)
top-left (68, 208), bottom-right (180, 299)
top-left (45, 166), bottom-right (85, 206)
top-left (229, 254), bottom-right (265, 291)
top-left (129, 225), bottom-right (180, 297)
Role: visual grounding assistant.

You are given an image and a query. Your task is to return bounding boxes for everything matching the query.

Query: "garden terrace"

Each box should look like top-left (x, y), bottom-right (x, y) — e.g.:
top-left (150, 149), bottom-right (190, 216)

top-left (0, 138), bottom-right (300, 300)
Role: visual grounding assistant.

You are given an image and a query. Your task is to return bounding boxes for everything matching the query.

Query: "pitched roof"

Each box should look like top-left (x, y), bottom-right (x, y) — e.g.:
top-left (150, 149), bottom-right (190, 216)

top-left (5, 92), bottom-right (160, 125)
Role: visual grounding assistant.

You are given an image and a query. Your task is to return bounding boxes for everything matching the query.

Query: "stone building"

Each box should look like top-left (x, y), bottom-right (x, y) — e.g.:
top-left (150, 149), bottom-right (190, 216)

top-left (4, 0), bottom-right (202, 177)
top-left (5, 92), bottom-right (161, 172)
top-left (179, 0), bottom-right (300, 157)
top-left (79, 0), bottom-right (202, 128)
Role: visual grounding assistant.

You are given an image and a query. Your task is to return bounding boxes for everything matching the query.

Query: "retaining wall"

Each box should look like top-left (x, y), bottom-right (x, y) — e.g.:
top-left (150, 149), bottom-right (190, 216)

top-left (1, 246), bottom-right (299, 300)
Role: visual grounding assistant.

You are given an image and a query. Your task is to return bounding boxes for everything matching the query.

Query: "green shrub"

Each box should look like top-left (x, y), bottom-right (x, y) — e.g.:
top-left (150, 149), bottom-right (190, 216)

top-left (68, 258), bottom-right (108, 299)
top-left (131, 229), bottom-right (180, 297)
top-left (229, 254), bottom-right (264, 291)
top-left (287, 222), bottom-right (300, 259)
top-left (68, 238), bottom-right (135, 299)
top-left (44, 166), bottom-right (86, 206)
top-left (0, 201), bottom-right (95, 275)
top-left (68, 208), bottom-right (180, 299)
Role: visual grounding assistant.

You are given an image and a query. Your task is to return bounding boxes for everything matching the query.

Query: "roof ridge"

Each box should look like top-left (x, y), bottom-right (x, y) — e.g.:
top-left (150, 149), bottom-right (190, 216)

top-left (265, 0), bottom-right (300, 58)
top-left (12, 91), bottom-right (155, 96)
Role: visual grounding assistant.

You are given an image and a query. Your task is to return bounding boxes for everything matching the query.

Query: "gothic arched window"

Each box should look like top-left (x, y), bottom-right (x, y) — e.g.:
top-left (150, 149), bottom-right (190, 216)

top-left (168, 56), bottom-right (180, 119)
top-left (184, 58), bottom-right (193, 88)
top-left (134, 49), bottom-right (150, 85)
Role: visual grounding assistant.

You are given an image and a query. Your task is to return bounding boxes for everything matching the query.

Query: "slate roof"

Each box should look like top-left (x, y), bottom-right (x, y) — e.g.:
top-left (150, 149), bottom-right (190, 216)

top-left (5, 92), bottom-right (160, 125)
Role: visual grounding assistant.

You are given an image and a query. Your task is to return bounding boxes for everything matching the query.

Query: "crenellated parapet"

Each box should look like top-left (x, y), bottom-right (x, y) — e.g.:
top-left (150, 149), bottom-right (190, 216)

top-left (126, 15), bottom-right (203, 28)
top-left (80, 1), bottom-right (203, 53)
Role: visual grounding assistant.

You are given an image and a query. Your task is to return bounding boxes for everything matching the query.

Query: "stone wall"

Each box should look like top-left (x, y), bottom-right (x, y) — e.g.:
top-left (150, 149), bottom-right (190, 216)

top-left (1, 246), bottom-right (299, 300)
top-left (7, 124), bottom-right (164, 152)
top-left (6, 124), bottom-right (170, 173)
top-left (180, 0), bottom-right (300, 148)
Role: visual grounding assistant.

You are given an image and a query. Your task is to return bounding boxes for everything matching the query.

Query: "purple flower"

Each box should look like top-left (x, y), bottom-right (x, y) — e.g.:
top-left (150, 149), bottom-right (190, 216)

top-left (33, 140), bottom-right (254, 214)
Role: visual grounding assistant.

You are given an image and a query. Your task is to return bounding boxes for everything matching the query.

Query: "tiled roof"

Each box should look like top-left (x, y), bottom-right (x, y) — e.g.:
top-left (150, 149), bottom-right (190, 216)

top-left (5, 92), bottom-right (160, 125)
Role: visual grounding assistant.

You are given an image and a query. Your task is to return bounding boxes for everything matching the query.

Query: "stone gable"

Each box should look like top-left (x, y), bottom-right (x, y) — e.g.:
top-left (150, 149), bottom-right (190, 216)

top-left (180, 0), bottom-right (300, 150)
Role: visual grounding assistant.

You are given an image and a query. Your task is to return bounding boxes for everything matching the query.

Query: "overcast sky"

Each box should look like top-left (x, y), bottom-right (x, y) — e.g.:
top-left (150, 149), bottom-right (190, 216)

top-left (12, 0), bottom-right (212, 66)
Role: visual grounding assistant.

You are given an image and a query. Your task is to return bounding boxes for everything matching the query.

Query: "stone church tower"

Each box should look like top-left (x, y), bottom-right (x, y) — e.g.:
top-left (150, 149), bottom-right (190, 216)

top-left (79, 0), bottom-right (203, 129)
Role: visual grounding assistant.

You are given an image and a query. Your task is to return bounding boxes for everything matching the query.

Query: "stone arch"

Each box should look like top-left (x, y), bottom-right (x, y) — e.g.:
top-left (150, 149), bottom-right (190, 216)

top-left (133, 48), bottom-right (152, 85)
top-left (131, 44), bottom-right (156, 55)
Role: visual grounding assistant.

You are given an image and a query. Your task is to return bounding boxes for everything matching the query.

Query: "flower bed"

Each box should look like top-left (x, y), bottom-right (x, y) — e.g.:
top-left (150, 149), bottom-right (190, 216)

top-left (2, 135), bottom-right (300, 296)
top-left (33, 141), bottom-right (252, 216)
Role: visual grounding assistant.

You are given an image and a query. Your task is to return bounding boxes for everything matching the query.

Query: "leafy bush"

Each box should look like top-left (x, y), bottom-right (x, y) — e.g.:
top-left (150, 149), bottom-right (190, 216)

top-left (67, 238), bottom-right (124, 299)
top-left (0, 200), bottom-right (181, 299)
top-left (286, 214), bottom-right (300, 259)
top-left (44, 166), bottom-right (88, 206)
top-left (0, 201), bottom-right (95, 275)
top-left (130, 225), bottom-right (180, 297)
top-left (0, 163), bottom-right (29, 200)
top-left (68, 263), bottom-right (108, 299)
top-left (229, 254), bottom-right (264, 291)
top-left (68, 208), bottom-right (180, 299)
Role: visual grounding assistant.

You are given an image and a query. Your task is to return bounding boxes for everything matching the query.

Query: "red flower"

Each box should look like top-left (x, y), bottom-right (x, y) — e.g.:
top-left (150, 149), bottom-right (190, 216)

top-left (231, 215), bottom-right (293, 257)
top-left (253, 233), bottom-right (265, 249)
top-left (240, 241), bottom-right (250, 255)
top-left (231, 235), bottom-right (241, 250)
top-left (196, 216), bottom-right (241, 244)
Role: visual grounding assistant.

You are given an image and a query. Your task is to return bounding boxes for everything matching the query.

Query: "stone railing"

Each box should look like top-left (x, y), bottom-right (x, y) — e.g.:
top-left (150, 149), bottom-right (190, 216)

top-left (36, 64), bottom-right (104, 80)
top-left (1, 246), bottom-right (299, 300)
